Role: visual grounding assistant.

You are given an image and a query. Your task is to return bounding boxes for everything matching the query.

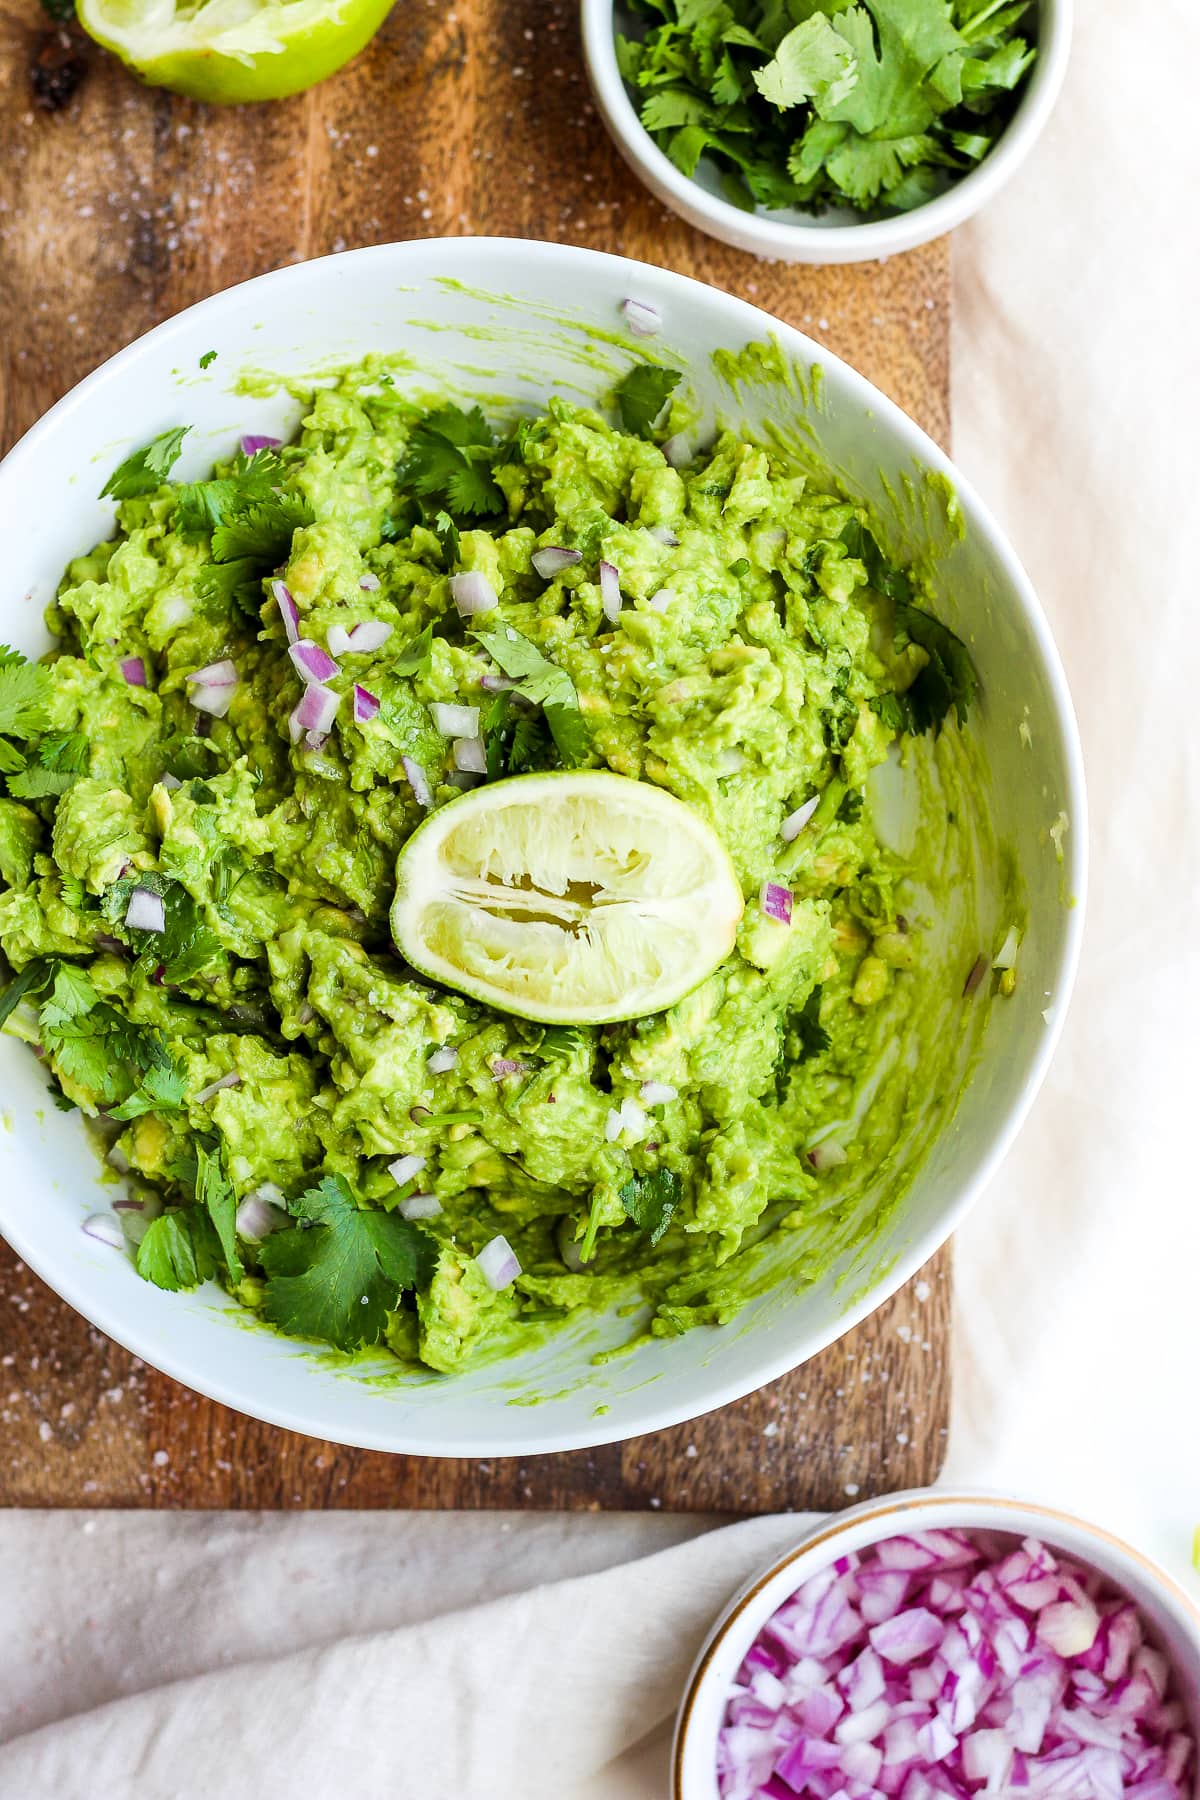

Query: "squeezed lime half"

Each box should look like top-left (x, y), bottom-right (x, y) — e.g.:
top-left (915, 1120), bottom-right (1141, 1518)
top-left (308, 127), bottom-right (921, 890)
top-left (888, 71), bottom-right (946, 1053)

top-left (390, 771), bottom-right (746, 1026)
top-left (77, 0), bottom-right (395, 104)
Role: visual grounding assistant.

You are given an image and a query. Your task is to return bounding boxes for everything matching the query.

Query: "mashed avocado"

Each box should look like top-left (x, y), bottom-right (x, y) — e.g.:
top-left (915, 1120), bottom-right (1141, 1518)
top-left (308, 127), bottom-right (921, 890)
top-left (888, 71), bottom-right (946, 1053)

top-left (0, 360), bottom-right (990, 1373)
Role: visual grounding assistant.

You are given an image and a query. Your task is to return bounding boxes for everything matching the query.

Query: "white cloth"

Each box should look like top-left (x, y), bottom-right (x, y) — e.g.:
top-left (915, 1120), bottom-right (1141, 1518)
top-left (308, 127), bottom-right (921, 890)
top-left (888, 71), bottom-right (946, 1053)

top-left (3, 3), bottom-right (1198, 1792)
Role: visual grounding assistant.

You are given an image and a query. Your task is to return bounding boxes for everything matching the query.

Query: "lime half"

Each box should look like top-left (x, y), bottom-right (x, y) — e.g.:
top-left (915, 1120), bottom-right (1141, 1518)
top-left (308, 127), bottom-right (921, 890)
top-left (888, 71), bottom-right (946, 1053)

top-left (391, 772), bottom-right (745, 1026)
top-left (77, 0), bottom-right (395, 105)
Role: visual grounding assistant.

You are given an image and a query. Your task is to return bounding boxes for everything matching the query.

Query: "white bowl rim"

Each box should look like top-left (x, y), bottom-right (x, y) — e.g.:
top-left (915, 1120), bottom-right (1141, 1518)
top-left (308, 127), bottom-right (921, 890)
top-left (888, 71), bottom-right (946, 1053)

top-left (0, 236), bottom-right (1087, 1456)
top-left (673, 1486), bottom-right (1200, 1799)
top-left (580, 0), bottom-right (1075, 265)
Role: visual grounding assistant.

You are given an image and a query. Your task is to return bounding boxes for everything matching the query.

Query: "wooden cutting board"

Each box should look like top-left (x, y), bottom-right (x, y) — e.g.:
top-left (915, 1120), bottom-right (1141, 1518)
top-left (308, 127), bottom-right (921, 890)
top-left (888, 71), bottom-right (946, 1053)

top-left (0, 0), bottom-right (952, 1511)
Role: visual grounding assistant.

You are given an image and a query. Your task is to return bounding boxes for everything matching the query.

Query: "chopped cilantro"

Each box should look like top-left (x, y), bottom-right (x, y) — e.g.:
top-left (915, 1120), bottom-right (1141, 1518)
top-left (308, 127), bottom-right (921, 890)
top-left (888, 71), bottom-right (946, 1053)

top-left (433, 510), bottom-right (460, 565)
top-left (616, 0), bottom-right (1036, 217)
top-left (0, 650), bottom-right (51, 742)
top-left (136, 1209), bottom-right (220, 1291)
top-left (481, 691), bottom-right (552, 780)
top-left (199, 350), bottom-right (218, 370)
top-left (837, 789), bottom-right (864, 824)
top-left (392, 622), bottom-right (434, 678)
top-left (397, 404), bottom-right (504, 520)
top-left (614, 363), bottom-right (682, 438)
top-left (100, 427), bottom-right (190, 501)
top-left (793, 985), bottom-right (831, 1061)
top-left (195, 1138), bottom-right (243, 1283)
top-left (108, 1063), bottom-right (188, 1121)
top-left (6, 730), bottom-right (89, 801)
top-left (472, 627), bottom-right (590, 768)
top-left (100, 873), bottom-right (225, 986)
top-left (258, 1173), bottom-right (436, 1353)
top-left (619, 1168), bottom-right (681, 1245)
top-left (35, 963), bottom-right (174, 1108)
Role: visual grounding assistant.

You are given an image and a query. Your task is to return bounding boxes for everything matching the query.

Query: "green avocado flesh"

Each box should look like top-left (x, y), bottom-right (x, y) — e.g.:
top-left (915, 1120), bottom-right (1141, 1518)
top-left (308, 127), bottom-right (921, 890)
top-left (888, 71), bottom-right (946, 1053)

top-left (0, 361), bottom-right (1001, 1374)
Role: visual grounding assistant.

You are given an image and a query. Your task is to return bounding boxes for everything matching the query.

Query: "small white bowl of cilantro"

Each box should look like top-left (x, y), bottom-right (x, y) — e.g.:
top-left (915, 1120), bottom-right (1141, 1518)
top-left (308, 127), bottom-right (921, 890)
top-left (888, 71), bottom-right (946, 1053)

top-left (582, 0), bottom-right (1072, 264)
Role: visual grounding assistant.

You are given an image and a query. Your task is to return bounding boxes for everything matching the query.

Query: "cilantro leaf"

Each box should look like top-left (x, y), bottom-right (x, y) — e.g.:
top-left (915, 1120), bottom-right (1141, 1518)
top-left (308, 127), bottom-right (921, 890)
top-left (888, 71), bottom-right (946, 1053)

top-left (259, 1173), bottom-right (435, 1353)
top-left (0, 653), bottom-right (51, 741)
top-left (753, 14), bottom-right (858, 110)
top-left (893, 600), bottom-right (980, 732)
top-left (614, 363), bottom-right (683, 438)
top-left (0, 958), bottom-right (54, 1032)
top-left (101, 873), bottom-right (225, 985)
top-left (136, 1209), bottom-right (220, 1291)
top-left (108, 1063), bottom-right (188, 1121)
top-left (793, 985), bottom-right (831, 1061)
top-left (6, 730), bottom-right (89, 800)
top-left (199, 350), bottom-right (218, 370)
top-left (472, 627), bottom-right (590, 768)
top-left (100, 427), bottom-right (190, 501)
top-left (392, 623), bottom-right (434, 678)
top-left (210, 494), bottom-right (312, 566)
top-left (195, 1138), bottom-right (243, 1283)
top-left (175, 450), bottom-right (284, 538)
top-left (619, 1169), bottom-right (681, 1246)
top-left (481, 691), bottom-right (552, 780)
top-left (195, 558), bottom-right (264, 621)
top-left (398, 405), bottom-right (504, 520)
top-left (37, 964), bottom-right (172, 1107)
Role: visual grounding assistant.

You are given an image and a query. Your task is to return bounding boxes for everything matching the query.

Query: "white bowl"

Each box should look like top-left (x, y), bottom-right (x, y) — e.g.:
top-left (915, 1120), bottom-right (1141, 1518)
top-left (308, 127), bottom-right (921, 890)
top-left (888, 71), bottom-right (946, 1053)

top-left (0, 238), bottom-right (1085, 1455)
top-left (675, 1490), bottom-right (1200, 1798)
top-left (581, 0), bottom-right (1073, 264)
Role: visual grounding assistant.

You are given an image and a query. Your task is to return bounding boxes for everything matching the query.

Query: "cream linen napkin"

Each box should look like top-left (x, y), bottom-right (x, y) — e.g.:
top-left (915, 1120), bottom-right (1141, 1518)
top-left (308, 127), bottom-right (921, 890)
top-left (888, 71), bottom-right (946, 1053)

top-left (3, 0), bottom-right (1199, 1792)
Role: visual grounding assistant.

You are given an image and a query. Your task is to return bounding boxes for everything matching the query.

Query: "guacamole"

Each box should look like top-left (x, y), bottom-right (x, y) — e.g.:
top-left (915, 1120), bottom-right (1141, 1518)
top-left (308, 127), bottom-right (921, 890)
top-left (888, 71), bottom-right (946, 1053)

top-left (0, 361), bottom-right (989, 1373)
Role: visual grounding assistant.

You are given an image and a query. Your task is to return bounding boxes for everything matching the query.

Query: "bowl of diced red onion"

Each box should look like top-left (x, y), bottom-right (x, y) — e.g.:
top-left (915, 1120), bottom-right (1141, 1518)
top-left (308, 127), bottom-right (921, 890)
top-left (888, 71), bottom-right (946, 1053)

top-left (674, 1491), bottom-right (1200, 1800)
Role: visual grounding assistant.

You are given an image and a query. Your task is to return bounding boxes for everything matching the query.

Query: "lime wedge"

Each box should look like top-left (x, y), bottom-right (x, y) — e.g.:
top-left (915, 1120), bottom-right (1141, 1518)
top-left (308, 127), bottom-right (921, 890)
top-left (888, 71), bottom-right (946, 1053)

top-left (390, 772), bottom-right (745, 1026)
top-left (77, 0), bottom-right (394, 105)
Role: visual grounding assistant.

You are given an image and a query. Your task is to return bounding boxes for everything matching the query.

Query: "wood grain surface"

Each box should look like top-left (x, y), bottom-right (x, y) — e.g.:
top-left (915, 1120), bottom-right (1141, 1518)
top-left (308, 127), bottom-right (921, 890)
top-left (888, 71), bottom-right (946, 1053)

top-left (0, 0), bottom-right (953, 1511)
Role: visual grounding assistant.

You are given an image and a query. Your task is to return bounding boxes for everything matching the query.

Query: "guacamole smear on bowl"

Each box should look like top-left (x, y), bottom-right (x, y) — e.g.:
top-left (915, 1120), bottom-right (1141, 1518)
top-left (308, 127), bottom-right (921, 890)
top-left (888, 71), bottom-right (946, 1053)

top-left (0, 360), bottom-right (991, 1372)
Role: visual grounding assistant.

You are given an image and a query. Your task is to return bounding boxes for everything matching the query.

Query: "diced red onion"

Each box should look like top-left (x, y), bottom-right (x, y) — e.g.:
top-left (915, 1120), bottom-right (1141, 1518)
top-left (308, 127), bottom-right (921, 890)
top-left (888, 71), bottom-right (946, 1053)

top-left (476, 1234), bottom-right (520, 1290)
top-left (599, 560), bottom-right (622, 623)
top-left (353, 685), bottom-right (380, 724)
top-left (195, 1071), bottom-right (242, 1103)
top-left (291, 683), bottom-right (341, 739)
top-left (402, 756), bottom-right (433, 808)
top-left (639, 1080), bottom-right (677, 1107)
top-left (647, 588), bottom-right (675, 613)
top-left (760, 880), bottom-right (793, 926)
top-left (782, 794), bottom-right (821, 841)
top-left (326, 625), bottom-right (352, 657)
top-left (235, 1188), bottom-right (289, 1245)
top-left (807, 1138), bottom-right (847, 1172)
top-left (621, 297), bottom-right (661, 338)
top-left (235, 1190), bottom-right (287, 1241)
top-left (289, 638), bottom-right (340, 686)
top-left (82, 1213), bottom-right (125, 1250)
top-left (427, 1046), bottom-right (459, 1074)
top-left (112, 1197), bottom-right (145, 1214)
top-left (125, 887), bottom-right (165, 933)
top-left (490, 1056), bottom-right (528, 1079)
top-left (121, 656), bottom-right (147, 687)
top-left (347, 620), bottom-right (392, 653)
top-left (106, 1144), bottom-right (131, 1175)
top-left (532, 546), bottom-right (582, 579)
top-left (717, 748), bottom-right (745, 776)
top-left (358, 572), bottom-right (381, 592)
top-left (187, 658), bottom-right (238, 688)
top-left (432, 702), bottom-right (480, 739)
top-left (399, 1193), bottom-right (442, 1221)
top-left (450, 571), bottom-right (498, 617)
top-left (190, 681), bottom-right (235, 719)
top-left (662, 432), bottom-right (690, 468)
top-left (272, 581), bottom-right (300, 644)
top-left (647, 523), bottom-right (679, 547)
top-left (453, 736), bottom-right (487, 774)
top-left (304, 729), bottom-right (330, 752)
top-left (480, 672), bottom-right (517, 692)
top-left (994, 925), bottom-right (1021, 970)
top-left (388, 1153), bottom-right (426, 1186)
top-left (718, 1529), bottom-right (1197, 1800)
top-left (241, 434), bottom-right (280, 455)
top-left (159, 774), bottom-right (181, 792)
